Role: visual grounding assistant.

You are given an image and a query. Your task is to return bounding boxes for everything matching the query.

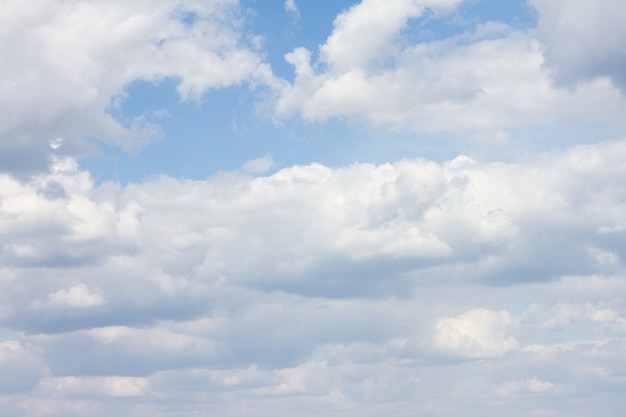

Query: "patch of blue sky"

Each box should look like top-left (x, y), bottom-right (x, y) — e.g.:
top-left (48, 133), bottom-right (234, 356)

top-left (82, 0), bottom-right (543, 184)
top-left (173, 9), bottom-right (199, 27)
top-left (83, 86), bottom-right (486, 184)
top-left (460, 0), bottom-right (536, 28)
top-left (84, 78), bottom-right (262, 182)
top-left (243, 0), bottom-right (357, 81)
top-left (403, 0), bottom-right (536, 44)
top-left (82, 1), bottom-right (361, 183)
top-left (85, 79), bottom-right (367, 183)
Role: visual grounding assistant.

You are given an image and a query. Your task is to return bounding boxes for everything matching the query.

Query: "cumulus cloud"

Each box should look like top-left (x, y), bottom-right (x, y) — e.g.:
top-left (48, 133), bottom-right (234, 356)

top-left (0, 0), bottom-right (268, 175)
top-left (434, 308), bottom-right (518, 358)
top-left (1, 140), bottom-right (626, 308)
top-left (1, 1), bottom-right (625, 415)
top-left (522, 301), bottom-right (620, 329)
top-left (1, 140), bottom-right (626, 414)
top-left (319, 0), bottom-right (427, 73)
top-left (272, 0), bottom-right (626, 139)
top-left (32, 284), bottom-right (105, 309)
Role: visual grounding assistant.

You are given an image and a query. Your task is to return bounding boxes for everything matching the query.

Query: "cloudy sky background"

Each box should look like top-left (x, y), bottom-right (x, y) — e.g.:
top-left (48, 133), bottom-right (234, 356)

top-left (1, 0), bottom-right (626, 415)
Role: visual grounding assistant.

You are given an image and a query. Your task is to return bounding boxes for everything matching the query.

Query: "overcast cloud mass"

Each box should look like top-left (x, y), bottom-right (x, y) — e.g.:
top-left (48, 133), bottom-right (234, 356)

top-left (1, 0), bottom-right (626, 416)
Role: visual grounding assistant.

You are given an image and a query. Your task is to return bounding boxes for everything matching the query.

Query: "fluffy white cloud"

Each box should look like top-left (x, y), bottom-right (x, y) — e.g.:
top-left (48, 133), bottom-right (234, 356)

top-left (1, 1), bottom-right (625, 415)
top-left (0, 0), bottom-right (267, 174)
top-left (1, 140), bottom-right (626, 415)
top-left (32, 284), bottom-right (105, 309)
top-left (273, 0), bottom-right (626, 139)
top-left (434, 308), bottom-right (518, 358)
top-left (1, 139), bottom-right (626, 307)
top-left (319, 0), bottom-right (427, 73)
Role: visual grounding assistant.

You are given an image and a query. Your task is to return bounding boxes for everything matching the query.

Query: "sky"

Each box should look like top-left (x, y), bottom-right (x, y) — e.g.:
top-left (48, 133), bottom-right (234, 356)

top-left (1, 0), bottom-right (626, 416)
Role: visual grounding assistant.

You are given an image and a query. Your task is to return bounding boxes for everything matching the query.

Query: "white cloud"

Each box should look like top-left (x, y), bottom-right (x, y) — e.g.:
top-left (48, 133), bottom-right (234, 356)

top-left (1, 1), bottom-right (625, 414)
top-left (1, 139), bottom-right (625, 307)
top-left (318, 0), bottom-right (465, 74)
top-left (284, 0), bottom-right (300, 18)
top-left (241, 154), bottom-right (276, 174)
top-left (273, 1), bottom-right (626, 138)
top-left (1, 139), bottom-right (626, 415)
top-left (496, 376), bottom-right (556, 397)
top-left (34, 284), bottom-right (105, 309)
top-left (522, 302), bottom-right (620, 330)
top-left (319, 0), bottom-right (425, 73)
top-left (0, 0), bottom-right (266, 174)
top-left (40, 376), bottom-right (149, 397)
top-left (434, 308), bottom-right (518, 358)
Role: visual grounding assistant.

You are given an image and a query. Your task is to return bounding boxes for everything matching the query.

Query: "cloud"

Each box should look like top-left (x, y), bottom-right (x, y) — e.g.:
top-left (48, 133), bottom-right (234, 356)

top-left (495, 376), bottom-right (556, 397)
top-left (284, 0), bottom-right (300, 18)
top-left (318, 0), bottom-right (466, 74)
top-left (318, 0), bottom-right (427, 73)
top-left (1, 140), bottom-right (626, 415)
top-left (39, 376), bottom-right (149, 398)
top-left (434, 308), bottom-right (518, 358)
top-left (1, 1), bottom-right (625, 415)
top-left (32, 284), bottom-right (105, 309)
top-left (0, 341), bottom-right (47, 394)
top-left (241, 154), bottom-right (276, 174)
top-left (529, 0), bottom-right (626, 94)
top-left (273, 0), bottom-right (626, 139)
top-left (522, 301), bottom-right (619, 330)
top-left (0, 0), bottom-right (267, 175)
top-left (2, 140), bottom-right (626, 310)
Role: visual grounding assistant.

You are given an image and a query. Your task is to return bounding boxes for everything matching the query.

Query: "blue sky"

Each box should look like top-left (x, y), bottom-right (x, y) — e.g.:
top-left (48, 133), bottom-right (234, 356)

top-left (1, 1), bottom-right (626, 416)
top-left (82, 0), bottom-right (541, 183)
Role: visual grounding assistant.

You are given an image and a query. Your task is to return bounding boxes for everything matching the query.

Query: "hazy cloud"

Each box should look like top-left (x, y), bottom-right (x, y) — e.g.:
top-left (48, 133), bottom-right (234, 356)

top-left (241, 154), bottom-right (276, 174)
top-left (284, 0), bottom-right (300, 18)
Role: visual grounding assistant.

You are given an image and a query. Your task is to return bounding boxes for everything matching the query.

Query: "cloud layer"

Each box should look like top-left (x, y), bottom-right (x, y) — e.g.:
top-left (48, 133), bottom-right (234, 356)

top-left (1, 139), bottom-right (625, 415)
top-left (530, 0), bottom-right (626, 93)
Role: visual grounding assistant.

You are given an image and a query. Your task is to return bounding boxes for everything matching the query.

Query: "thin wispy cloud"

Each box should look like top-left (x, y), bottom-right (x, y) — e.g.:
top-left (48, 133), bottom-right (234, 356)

top-left (285, 0), bottom-right (300, 18)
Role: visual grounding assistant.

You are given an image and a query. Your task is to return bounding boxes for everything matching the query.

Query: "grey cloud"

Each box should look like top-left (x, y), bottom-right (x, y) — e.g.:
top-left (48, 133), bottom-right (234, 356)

top-left (530, 0), bottom-right (626, 95)
top-left (0, 341), bottom-right (47, 394)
